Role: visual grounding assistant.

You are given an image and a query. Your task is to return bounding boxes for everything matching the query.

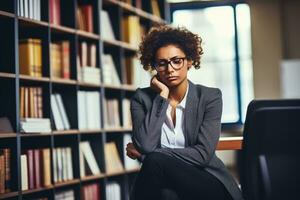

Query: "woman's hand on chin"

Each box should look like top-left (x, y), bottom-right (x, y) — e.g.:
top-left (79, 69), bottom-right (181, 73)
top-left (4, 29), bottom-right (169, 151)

top-left (151, 75), bottom-right (169, 99)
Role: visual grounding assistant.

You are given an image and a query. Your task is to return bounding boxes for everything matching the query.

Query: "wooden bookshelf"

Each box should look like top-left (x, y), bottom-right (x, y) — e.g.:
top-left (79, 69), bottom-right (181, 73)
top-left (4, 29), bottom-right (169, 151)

top-left (0, 0), bottom-right (169, 199)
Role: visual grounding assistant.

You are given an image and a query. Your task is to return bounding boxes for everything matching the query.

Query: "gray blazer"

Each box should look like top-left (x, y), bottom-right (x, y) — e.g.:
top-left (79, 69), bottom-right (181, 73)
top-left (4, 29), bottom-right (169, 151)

top-left (130, 80), bottom-right (243, 200)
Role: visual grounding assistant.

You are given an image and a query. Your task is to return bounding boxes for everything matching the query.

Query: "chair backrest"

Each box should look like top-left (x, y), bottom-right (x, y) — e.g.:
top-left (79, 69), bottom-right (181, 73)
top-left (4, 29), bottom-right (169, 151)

top-left (239, 99), bottom-right (300, 200)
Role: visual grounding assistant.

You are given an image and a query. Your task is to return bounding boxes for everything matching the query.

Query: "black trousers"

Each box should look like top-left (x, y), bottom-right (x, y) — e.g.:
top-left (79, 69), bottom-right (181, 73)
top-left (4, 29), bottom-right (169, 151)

top-left (133, 152), bottom-right (233, 200)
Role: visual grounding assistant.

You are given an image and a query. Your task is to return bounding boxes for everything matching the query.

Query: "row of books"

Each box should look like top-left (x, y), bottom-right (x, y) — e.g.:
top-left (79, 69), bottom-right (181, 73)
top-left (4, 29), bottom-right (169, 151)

top-left (18, 0), bottom-right (41, 20)
top-left (50, 41), bottom-right (70, 79)
top-left (1, 134), bottom-right (138, 193)
top-left (19, 88), bottom-right (132, 132)
top-left (0, 149), bottom-right (11, 194)
top-left (18, 37), bottom-right (144, 87)
top-left (20, 86), bottom-right (43, 119)
top-left (52, 147), bottom-right (73, 183)
top-left (79, 134), bottom-right (140, 178)
top-left (21, 148), bottom-right (51, 191)
top-left (19, 39), bottom-right (42, 77)
top-left (77, 42), bottom-right (100, 84)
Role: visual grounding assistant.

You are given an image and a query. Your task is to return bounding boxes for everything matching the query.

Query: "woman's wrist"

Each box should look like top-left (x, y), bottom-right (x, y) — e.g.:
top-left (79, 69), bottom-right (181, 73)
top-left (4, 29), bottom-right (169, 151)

top-left (160, 90), bottom-right (169, 99)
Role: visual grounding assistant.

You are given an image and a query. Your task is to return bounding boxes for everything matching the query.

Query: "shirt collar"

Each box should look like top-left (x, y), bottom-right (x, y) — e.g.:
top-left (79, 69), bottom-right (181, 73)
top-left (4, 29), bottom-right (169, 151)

top-left (177, 82), bottom-right (189, 109)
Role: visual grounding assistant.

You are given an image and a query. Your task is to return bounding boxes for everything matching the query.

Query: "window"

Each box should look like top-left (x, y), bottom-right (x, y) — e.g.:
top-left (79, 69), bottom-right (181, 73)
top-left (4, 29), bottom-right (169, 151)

top-left (171, 2), bottom-right (254, 125)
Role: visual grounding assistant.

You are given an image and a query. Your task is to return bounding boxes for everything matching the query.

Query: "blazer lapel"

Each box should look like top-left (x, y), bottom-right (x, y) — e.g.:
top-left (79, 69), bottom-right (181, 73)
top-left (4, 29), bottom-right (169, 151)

top-left (184, 80), bottom-right (200, 146)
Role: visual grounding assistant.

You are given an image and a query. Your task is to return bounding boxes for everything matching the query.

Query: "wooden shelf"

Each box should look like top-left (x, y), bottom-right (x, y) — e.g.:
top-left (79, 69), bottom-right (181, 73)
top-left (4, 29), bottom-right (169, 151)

top-left (217, 136), bottom-right (243, 150)
top-left (122, 84), bottom-right (136, 91)
top-left (0, 191), bottom-right (19, 199)
top-left (51, 78), bottom-right (77, 85)
top-left (50, 24), bottom-right (76, 34)
top-left (80, 174), bottom-right (106, 182)
top-left (0, 72), bottom-right (16, 79)
top-left (19, 75), bottom-right (50, 82)
top-left (79, 129), bottom-right (104, 134)
top-left (77, 30), bottom-right (100, 40)
top-left (21, 185), bottom-right (53, 195)
top-left (102, 83), bottom-right (123, 90)
top-left (106, 170), bottom-right (128, 177)
top-left (0, 10), bottom-right (15, 18)
top-left (104, 127), bottom-right (132, 132)
top-left (54, 179), bottom-right (80, 188)
top-left (20, 132), bottom-right (52, 137)
top-left (18, 16), bottom-right (49, 27)
top-left (106, 0), bottom-right (166, 24)
top-left (78, 81), bottom-right (102, 88)
top-left (53, 129), bottom-right (80, 135)
top-left (0, 133), bottom-right (17, 138)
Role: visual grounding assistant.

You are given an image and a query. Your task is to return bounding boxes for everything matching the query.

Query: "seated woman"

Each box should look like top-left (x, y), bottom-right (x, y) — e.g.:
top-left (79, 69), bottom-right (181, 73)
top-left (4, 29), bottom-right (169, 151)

top-left (126, 25), bottom-right (243, 200)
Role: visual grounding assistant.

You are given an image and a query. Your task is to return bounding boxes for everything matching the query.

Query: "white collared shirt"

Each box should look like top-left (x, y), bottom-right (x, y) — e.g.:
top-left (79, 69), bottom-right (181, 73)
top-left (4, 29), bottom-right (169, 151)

top-left (161, 83), bottom-right (189, 148)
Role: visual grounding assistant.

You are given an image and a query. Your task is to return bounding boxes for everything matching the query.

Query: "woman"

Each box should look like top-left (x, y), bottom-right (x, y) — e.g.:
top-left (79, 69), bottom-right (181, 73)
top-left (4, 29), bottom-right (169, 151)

top-left (126, 25), bottom-right (243, 200)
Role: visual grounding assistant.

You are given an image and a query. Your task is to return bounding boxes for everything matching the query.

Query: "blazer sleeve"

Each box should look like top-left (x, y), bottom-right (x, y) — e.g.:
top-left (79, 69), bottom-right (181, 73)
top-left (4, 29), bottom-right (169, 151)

top-left (130, 89), bottom-right (169, 154)
top-left (154, 88), bottom-right (222, 167)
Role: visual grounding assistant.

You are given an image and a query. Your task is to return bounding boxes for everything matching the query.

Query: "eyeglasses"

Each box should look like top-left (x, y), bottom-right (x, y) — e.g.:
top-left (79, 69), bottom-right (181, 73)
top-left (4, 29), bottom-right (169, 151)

top-left (153, 57), bottom-right (186, 72)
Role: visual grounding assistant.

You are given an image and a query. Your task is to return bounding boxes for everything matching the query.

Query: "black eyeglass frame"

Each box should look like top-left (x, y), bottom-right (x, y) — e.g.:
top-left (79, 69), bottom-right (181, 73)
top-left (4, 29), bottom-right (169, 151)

top-left (152, 57), bottom-right (186, 72)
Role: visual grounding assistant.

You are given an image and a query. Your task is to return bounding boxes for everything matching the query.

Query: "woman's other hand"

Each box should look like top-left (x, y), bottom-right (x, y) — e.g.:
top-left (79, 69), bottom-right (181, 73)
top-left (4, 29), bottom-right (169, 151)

top-left (126, 142), bottom-right (142, 160)
top-left (151, 76), bottom-right (169, 99)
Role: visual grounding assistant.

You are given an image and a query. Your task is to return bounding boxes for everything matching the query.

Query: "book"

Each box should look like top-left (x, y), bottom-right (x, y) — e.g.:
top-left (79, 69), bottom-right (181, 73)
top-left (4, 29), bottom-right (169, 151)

top-left (50, 0), bottom-right (61, 25)
top-left (50, 41), bottom-right (70, 79)
top-left (0, 117), bottom-right (13, 133)
top-left (104, 142), bottom-right (124, 174)
top-left (21, 154), bottom-right (28, 191)
top-left (77, 91), bottom-right (101, 130)
top-left (123, 134), bottom-right (140, 170)
top-left (79, 141), bottom-right (101, 176)
top-left (41, 148), bottom-right (51, 187)
top-left (106, 182), bottom-right (121, 200)
top-left (102, 54), bottom-right (121, 86)
top-left (122, 15), bottom-right (142, 47)
top-left (100, 10), bottom-right (116, 40)
top-left (77, 5), bottom-right (94, 33)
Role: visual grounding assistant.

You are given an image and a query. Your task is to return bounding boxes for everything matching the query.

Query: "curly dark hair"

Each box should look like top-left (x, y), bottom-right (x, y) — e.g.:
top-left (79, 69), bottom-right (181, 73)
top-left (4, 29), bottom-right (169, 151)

top-left (138, 25), bottom-right (203, 71)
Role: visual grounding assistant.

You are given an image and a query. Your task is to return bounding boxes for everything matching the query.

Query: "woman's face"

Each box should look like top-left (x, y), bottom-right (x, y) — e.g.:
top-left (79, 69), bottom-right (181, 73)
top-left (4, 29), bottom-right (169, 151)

top-left (155, 44), bottom-right (192, 88)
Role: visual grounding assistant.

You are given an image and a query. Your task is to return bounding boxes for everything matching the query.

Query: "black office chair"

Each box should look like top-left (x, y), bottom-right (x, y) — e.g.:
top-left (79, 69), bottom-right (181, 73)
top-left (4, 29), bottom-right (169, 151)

top-left (238, 99), bottom-right (300, 200)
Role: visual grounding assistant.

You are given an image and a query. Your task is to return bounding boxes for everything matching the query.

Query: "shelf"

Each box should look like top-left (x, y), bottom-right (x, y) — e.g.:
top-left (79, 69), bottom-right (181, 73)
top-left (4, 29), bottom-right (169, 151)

top-left (216, 136), bottom-right (243, 150)
top-left (79, 129), bottom-right (104, 134)
top-left (104, 127), bottom-right (132, 133)
top-left (106, 0), bottom-right (166, 24)
top-left (103, 39), bottom-right (138, 51)
top-left (106, 170), bottom-right (129, 177)
top-left (53, 129), bottom-right (80, 135)
top-left (0, 10), bottom-right (15, 18)
top-left (19, 75), bottom-right (50, 82)
top-left (0, 133), bottom-right (17, 138)
top-left (122, 84), bottom-right (136, 91)
top-left (51, 78), bottom-right (77, 85)
top-left (20, 133), bottom-right (52, 137)
top-left (18, 17), bottom-right (49, 27)
top-left (77, 30), bottom-right (100, 40)
top-left (125, 167), bottom-right (141, 174)
top-left (78, 81), bottom-right (102, 88)
top-left (21, 185), bottom-right (53, 195)
top-left (80, 174), bottom-right (106, 182)
top-left (102, 84), bottom-right (123, 90)
top-left (54, 179), bottom-right (80, 188)
top-left (0, 191), bottom-right (19, 199)
top-left (50, 24), bottom-right (76, 34)
top-left (0, 72), bottom-right (16, 79)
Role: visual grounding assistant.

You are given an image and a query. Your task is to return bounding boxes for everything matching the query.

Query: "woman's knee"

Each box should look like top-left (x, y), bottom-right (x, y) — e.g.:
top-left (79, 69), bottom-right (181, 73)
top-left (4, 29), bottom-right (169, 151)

top-left (142, 152), bottom-right (168, 168)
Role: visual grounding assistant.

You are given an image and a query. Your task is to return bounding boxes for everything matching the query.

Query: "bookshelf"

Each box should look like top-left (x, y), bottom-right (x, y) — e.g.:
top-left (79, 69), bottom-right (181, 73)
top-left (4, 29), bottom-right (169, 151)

top-left (0, 0), bottom-right (168, 199)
